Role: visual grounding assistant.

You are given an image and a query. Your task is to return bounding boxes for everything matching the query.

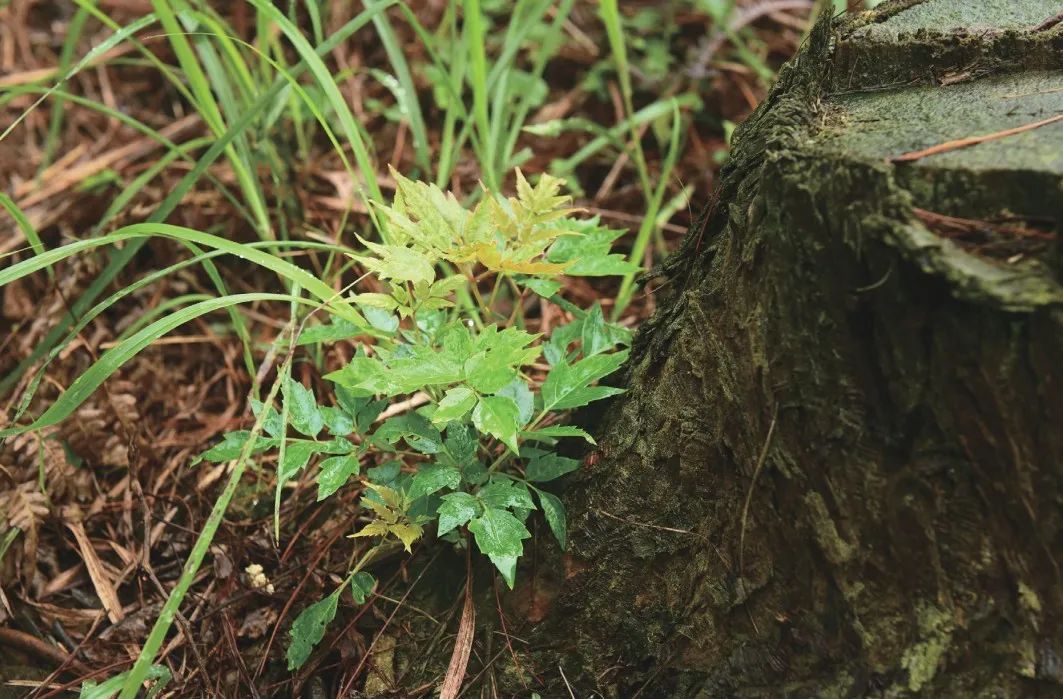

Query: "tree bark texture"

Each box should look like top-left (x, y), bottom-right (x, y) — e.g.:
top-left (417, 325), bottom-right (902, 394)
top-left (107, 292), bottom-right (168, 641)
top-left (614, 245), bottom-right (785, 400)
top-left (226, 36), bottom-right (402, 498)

top-left (535, 2), bottom-right (1063, 697)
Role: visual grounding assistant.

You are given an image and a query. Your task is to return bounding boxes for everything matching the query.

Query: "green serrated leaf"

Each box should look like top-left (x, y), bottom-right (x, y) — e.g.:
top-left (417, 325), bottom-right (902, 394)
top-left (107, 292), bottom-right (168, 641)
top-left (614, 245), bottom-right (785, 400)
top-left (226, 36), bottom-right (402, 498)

top-left (464, 352), bottom-right (517, 394)
top-left (463, 462), bottom-right (489, 486)
top-left (319, 437), bottom-right (357, 454)
top-left (497, 378), bottom-right (534, 427)
top-left (316, 454), bottom-right (361, 501)
top-left (543, 319), bottom-right (582, 366)
top-left (540, 350), bottom-right (629, 411)
top-left (335, 387), bottom-right (387, 434)
top-left (478, 481), bottom-right (536, 510)
top-left (474, 326), bottom-right (541, 367)
top-left (194, 431), bottom-right (276, 464)
top-left (431, 387), bottom-right (478, 425)
top-left (472, 395), bottom-right (521, 453)
top-left (521, 425), bottom-right (596, 445)
top-left (320, 406), bottom-right (354, 436)
top-left (441, 423), bottom-right (478, 469)
top-left (487, 553), bottom-right (519, 588)
top-left (437, 491), bottom-right (481, 535)
top-left (441, 323), bottom-right (476, 362)
top-left (546, 217), bottom-right (641, 277)
top-left (285, 379), bottom-right (324, 438)
top-left (386, 346), bottom-right (464, 394)
top-left (250, 399), bottom-right (285, 438)
top-left (350, 572), bottom-right (376, 604)
top-left (279, 440), bottom-right (321, 481)
top-left (352, 237), bottom-right (436, 285)
top-left (536, 489), bottom-right (567, 549)
top-left (367, 460), bottom-right (402, 485)
top-left (352, 292), bottom-right (398, 310)
top-left (325, 356), bottom-right (394, 397)
top-left (467, 507), bottom-right (531, 588)
top-left (362, 305), bottom-right (399, 332)
top-left (525, 453), bottom-right (579, 482)
top-left (429, 275), bottom-right (467, 298)
top-left (407, 464), bottom-right (461, 500)
top-left (373, 413), bottom-right (443, 454)
top-left (589, 305), bottom-right (631, 353)
top-left (296, 319), bottom-right (362, 345)
top-left (287, 589), bottom-right (340, 670)
top-left (522, 277), bottom-right (562, 298)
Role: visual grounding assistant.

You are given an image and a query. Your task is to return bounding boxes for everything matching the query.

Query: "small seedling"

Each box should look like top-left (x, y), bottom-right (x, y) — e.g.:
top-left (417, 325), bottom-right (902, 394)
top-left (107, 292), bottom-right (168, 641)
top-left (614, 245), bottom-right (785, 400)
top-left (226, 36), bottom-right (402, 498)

top-left (193, 168), bottom-right (638, 669)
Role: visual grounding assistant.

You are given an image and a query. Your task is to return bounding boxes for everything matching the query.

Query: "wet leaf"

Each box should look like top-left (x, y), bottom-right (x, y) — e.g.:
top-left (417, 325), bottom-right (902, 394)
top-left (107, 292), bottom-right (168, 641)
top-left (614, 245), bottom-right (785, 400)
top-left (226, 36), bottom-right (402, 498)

top-left (468, 507), bottom-right (531, 588)
top-left (287, 589), bottom-right (340, 670)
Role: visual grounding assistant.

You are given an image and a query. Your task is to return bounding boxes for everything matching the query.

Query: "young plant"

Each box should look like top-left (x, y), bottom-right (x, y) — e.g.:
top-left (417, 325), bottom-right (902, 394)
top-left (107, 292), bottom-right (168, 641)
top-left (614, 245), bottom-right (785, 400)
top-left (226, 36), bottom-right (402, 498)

top-left (194, 168), bottom-right (638, 669)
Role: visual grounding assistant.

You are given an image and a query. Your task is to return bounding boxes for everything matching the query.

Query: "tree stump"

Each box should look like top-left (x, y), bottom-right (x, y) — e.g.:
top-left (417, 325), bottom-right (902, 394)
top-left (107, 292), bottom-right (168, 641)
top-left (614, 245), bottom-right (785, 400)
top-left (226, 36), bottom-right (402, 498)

top-left (541, 2), bottom-right (1063, 696)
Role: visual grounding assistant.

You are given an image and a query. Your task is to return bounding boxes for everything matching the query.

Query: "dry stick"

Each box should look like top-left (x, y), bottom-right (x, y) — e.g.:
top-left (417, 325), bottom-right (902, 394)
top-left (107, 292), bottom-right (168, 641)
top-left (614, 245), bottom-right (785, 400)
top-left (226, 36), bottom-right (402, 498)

top-left (1032, 10), bottom-right (1063, 32)
top-left (439, 548), bottom-right (476, 699)
top-left (558, 664), bottom-right (577, 699)
top-left (0, 627), bottom-right (88, 673)
top-left (912, 207), bottom-right (1055, 240)
top-left (65, 521), bottom-right (124, 624)
top-left (31, 611), bottom-right (109, 699)
top-left (891, 114), bottom-right (1063, 163)
top-left (13, 114), bottom-right (200, 207)
top-left (738, 413), bottom-right (778, 578)
top-left (221, 612), bottom-right (263, 699)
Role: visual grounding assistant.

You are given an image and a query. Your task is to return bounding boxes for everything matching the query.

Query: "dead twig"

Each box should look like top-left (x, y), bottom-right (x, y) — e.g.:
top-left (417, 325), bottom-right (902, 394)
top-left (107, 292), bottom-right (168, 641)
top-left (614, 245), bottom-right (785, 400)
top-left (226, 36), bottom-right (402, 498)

top-left (0, 627), bottom-right (87, 674)
top-left (912, 208), bottom-right (1055, 241)
top-left (738, 412), bottom-right (778, 577)
top-left (439, 548), bottom-right (476, 699)
top-left (1032, 10), bottom-right (1063, 32)
top-left (892, 114), bottom-right (1063, 163)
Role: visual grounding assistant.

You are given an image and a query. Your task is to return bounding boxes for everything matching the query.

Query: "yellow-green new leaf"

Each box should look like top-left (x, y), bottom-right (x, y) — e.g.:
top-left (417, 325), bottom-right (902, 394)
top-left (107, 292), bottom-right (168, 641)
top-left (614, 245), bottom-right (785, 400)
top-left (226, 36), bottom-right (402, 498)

top-left (352, 292), bottom-right (398, 310)
top-left (352, 236), bottom-right (435, 285)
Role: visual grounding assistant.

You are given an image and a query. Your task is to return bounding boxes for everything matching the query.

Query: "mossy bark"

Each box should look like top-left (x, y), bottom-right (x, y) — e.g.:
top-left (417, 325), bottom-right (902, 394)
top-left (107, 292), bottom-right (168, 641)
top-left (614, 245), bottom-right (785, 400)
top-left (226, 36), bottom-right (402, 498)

top-left (528, 2), bottom-right (1063, 697)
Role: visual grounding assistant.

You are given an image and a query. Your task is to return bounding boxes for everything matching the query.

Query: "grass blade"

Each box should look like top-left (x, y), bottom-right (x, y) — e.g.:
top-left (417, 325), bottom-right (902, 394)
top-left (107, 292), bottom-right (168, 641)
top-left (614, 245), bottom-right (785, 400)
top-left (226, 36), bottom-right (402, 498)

top-left (0, 224), bottom-right (365, 326)
top-left (613, 100), bottom-right (684, 318)
top-left (0, 193), bottom-right (46, 262)
top-left (0, 293), bottom-right (310, 438)
top-left (5, 241), bottom-right (348, 428)
top-left (599, 0), bottom-right (652, 198)
top-left (243, 0), bottom-right (386, 214)
top-left (463, 0), bottom-right (494, 189)
top-left (0, 5), bottom-right (392, 398)
top-left (367, 0), bottom-right (430, 174)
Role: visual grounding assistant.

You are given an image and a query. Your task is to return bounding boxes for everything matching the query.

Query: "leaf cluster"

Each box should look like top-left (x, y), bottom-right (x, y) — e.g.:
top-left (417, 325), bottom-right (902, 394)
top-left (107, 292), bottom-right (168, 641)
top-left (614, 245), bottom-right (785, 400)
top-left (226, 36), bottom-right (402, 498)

top-left (195, 170), bottom-right (634, 669)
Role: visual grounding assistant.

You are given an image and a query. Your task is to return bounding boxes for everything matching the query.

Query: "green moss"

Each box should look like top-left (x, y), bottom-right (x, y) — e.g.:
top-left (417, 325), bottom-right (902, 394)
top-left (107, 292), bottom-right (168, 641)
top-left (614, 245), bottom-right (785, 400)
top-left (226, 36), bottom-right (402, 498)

top-left (1018, 581), bottom-right (1043, 615)
top-left (817, 71), bottom-right (1063, 176)
top-left (853, 0), bottom-right (1060, 40)
top-left (810, 69), bottom-right (1063, 309)
top-left (804, 491), bottom-right (855, 565)
top-left (900, 603), bottom-right (954, 692)
top-left (831, 2), bottom-right (1063, 93)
